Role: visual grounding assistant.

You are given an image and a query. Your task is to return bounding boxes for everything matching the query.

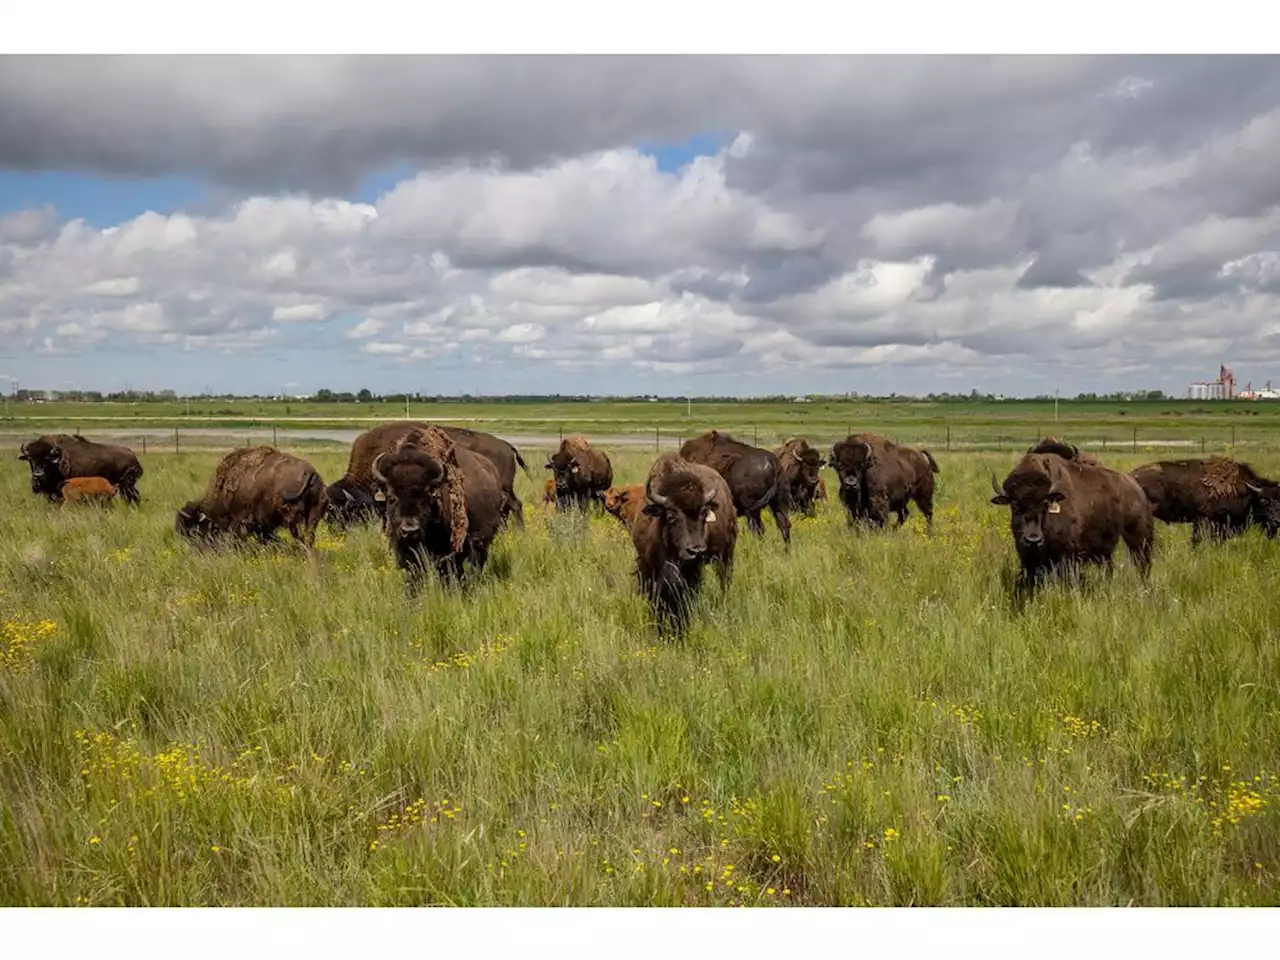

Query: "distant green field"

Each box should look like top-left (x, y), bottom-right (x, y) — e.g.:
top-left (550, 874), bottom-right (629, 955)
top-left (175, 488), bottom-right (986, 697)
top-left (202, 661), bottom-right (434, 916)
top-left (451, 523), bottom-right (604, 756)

top-left (2, 447), bottom-right (1279, 905)
top-left (4, 398), bottom-right (1280, 453)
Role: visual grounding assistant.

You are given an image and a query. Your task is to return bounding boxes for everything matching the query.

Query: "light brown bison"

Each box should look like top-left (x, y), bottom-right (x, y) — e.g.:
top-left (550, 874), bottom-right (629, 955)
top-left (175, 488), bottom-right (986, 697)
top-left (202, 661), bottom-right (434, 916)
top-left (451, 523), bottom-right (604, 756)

top-left (327, 421), bottom-right (529, 530)
top-left (542, 477), bottom-right (558, 504)
top-left (20, 434), bottom-right (143, 504)
top-left (372, 426), bottom-right (506, 587)
top-left (176, 446), bottom-right (328, 547)
top-left (774, 437), bottom-right (825, 517)
top-left (829, 433), bottom-right (938, 530)
top-left (602, 483), bottom-right (646, 529)
top-left (59, 476), bottom-right (118, 505)
top-left (680, 430), bottom-right (792, 546)
top-left (1129, 456), bottom-right (1280, 544)
top-left (990, 451), bottom-right (1153, 594)
top-left (546, 435), bottom-right (613, 511)
top-left (632, 454), bottom-right (738, 635)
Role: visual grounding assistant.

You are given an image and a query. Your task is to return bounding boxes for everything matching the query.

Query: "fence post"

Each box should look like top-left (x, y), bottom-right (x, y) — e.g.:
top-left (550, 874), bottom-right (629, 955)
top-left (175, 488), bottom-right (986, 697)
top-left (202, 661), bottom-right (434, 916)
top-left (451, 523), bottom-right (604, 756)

top-left (1133, 426), bottom-right (1137, 453)
top-left (655, 427), bottom-right (660, 452)
top-left (142, 436), bottom-right (147, 455)
top-left (273, 426), bottom-right (278, 447)
top-left (174, 427), bottom-right (179, 454)
top-left (754, 425), bottom-right (758, 446)
top-left (1232, 425), bottom-right (1236, 448)
top-left (946, 425), bottom-right (951, 452)
top-left (1202, 437), bottom-right (1206, 454)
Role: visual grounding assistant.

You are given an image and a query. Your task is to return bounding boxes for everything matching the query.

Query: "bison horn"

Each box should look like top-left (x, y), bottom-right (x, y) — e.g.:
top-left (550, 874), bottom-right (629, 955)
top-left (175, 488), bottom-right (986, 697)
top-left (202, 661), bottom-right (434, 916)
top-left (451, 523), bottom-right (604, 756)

top-left (371, 453), bottom-right (388, 486)
top-left (283, 476), bottom-right (311, 503)
top-left (990, 473), bottom-right (1005, 498)
top-left (1247, 482), bottom-right (1263, 494)
top-left (644, 474), bottom-right (670, 508)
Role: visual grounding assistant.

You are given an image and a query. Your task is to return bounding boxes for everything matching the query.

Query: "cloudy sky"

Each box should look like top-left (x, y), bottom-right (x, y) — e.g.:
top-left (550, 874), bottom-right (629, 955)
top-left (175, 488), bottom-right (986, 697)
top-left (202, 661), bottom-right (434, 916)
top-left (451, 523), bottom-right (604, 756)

top-left (1, 55), bottom-right (1279, 397)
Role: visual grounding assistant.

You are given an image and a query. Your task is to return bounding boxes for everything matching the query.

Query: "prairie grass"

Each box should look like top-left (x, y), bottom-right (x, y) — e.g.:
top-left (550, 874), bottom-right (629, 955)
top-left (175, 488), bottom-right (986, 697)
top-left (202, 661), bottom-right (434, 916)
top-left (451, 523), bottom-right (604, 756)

top-left (2, 445), bottom-right (1280, 906)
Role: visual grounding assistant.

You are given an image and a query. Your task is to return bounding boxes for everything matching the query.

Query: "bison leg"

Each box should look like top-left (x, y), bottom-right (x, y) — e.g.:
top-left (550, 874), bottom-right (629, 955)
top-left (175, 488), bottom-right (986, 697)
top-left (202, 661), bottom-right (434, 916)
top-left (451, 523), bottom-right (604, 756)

top-left (770, 502), bottom-right (792, 547)
top-left (745, 510), bottom-right (766, 537)
top-left (916, 491), bottom-right (935, 533)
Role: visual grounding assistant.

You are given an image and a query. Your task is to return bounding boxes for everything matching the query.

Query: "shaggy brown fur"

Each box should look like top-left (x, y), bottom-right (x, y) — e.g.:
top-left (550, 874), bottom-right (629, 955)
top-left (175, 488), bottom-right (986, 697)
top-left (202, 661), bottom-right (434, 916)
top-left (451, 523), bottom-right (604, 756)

top-left (992, 452), bottom-right (1153, 593)
top-left (602, 483), bottom-right (647, 529)
top-left (179, 446), bottom-right (327, 546)
top-left (547, 434), bottom-right (613, 510)
top-left (1201, 456), bottom-right (1240, 498)
top-left (59, 476), bottom-right (118, 504)
top-left (1129, 456), bottom-right (1280, 544)
top-left (829, 432), bottom-right (938, 530)
top-left (20, 433), bottom-right (143, 504)
top-left (392, 427), bottom-right (469, 554)
top-left (774, 437), bottom-right (825, 517)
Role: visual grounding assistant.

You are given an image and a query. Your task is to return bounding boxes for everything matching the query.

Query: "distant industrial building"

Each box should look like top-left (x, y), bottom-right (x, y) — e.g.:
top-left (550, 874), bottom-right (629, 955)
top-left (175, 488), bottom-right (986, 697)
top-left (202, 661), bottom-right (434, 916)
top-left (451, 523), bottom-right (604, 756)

top-left (1188, 365), bottom-right (1237, 400)
top-left (1239, 380), bottom-right (1280, 400)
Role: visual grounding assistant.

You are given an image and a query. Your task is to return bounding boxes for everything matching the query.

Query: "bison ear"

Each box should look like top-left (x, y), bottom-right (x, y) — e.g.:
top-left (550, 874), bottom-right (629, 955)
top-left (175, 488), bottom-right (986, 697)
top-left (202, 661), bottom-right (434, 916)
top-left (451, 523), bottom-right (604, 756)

top-left (642, 502), bottom-right (664, 518)
top-left (989, 494), bottom-right (1011, 506)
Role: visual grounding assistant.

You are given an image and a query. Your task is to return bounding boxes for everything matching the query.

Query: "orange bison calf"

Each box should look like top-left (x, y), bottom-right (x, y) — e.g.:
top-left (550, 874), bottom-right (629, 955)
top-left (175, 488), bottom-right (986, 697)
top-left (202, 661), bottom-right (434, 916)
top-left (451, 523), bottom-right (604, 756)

top-left (602, 484), bottom-right (646, 529)
top-left (59, 476), bottom-right (118, 504)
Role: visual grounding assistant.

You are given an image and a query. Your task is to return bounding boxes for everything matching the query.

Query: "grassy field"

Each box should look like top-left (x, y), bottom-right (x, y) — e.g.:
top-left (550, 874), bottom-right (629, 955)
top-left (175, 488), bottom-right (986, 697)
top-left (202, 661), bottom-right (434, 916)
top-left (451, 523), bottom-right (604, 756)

top-left (6, 397), bottom-right (1280, 452)
top-left (3, 441), bottom-right (1280, 906)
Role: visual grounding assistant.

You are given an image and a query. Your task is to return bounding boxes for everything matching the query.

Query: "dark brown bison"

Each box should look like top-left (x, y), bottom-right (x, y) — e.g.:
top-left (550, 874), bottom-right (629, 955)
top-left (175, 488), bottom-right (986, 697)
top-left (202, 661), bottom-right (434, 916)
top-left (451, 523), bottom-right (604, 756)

top-left (1129, 456), bottom-right (1280, 544)
top-left (372, 425), bottom-right (506, 587)
top-left (774, 437), bottom-right (825, 517)
top-left (829, 433), bottom-right (938, 530)
top-left (19, 434), bottom-right (143, 505)
top-left (632, 454), bottom-right (738, 635)
top-left (990, 451), bottom-right (1153, 593)
top-left (546, 435), bottom-right (613, 510)
top-left (679, 430), bottom-right (792, 546)
top-left (1027, 436), bottom-right (1103, 466)
top-left (59, 476), bottom-right (118, 505)
top-left (326, 421), bottom-right (529, 530)
top-left (176, 446), bottom-right (328, 547)
top-left (602, 483), bottom-right (646, 530)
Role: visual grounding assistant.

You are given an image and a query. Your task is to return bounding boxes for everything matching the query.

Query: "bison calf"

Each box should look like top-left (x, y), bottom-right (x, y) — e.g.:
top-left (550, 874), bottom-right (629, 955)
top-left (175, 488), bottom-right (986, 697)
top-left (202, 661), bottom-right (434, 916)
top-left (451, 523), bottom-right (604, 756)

top-left (176, 446), bottom-right (328, 548)
top-left (602, 484), bottom-right (646, 529)
top-left (632, 455), bottom-right (737, 635)
top-left (990, 452), bottom-right (1153, 595)
top-left (59, 476), bottom-right (118, 505)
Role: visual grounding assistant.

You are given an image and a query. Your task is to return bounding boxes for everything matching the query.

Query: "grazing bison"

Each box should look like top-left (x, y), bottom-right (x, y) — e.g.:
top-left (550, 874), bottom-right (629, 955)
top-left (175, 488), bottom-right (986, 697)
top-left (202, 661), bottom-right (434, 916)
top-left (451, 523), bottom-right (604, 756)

top-left (176, 446), bottom-right (328, 547)
top-left (327, 421), bottom-right (529, 530)
top-left (19, 434), bottom-right (143, 504)
top-left (372, 426), bottom-right (505, 587)
top-left (679, 430), bottom-right (792, 546)
top-left (1027, 436), bottom-right (1103, 466)
top-left (1129, 456), bottom-right (1280, 544)
top-left (546, 435), bottom-right (614, 510)
top-left (59, 476), bottom-right (118, 505)
top-left (829, 433), bottom-right (939, 530)
top-left (775, 437), bottom-right (826, 517)
top-left (989, 451), bottom-right (1153, 593)
top-left (602, 483), bottom-right (646, 530)
top-left (632, 454), bottom-right (738, 635)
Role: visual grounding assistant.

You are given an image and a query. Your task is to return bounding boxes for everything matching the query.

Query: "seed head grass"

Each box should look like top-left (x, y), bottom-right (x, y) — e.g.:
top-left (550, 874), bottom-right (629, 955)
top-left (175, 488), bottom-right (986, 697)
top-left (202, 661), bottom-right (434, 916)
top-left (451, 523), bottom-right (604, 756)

top-left (1, 446), bottom-right (1280, 905)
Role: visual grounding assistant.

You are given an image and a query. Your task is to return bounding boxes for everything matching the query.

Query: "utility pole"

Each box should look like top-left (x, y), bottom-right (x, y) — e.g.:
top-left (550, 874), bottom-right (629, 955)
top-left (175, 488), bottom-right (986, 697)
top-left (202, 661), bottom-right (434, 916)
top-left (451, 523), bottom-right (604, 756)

top-left (1055, 389), bottom-right (1059, 423)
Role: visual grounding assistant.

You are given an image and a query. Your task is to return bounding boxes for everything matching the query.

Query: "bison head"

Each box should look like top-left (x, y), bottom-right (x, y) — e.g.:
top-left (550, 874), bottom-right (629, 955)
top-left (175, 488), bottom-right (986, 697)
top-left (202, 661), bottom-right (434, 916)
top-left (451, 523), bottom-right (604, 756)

top-left (830, 439), bottom-right (872, 495)
top-left (325, 478), bottom-right (378, 530)
top-left (990, 469), bottom-right (1065, 551)
top-left (1246, 480), bottom-right (1280, 538)
top-left (175, 501), bottom-right (218, 540)
top-left (643, 471), bottom-right (718, 563)
top-left (19, 439), bottom-right (67, 494)
top-left (546, 450), bottom-right (583, 494)
top-left (277, 475), bottom-right (321, 529)
top-left (373, 448), bottom-right (457, 551)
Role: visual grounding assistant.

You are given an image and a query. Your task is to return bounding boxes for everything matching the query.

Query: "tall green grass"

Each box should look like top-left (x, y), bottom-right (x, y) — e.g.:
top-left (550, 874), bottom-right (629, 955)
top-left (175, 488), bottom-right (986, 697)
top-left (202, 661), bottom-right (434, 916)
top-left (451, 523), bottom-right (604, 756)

top-left (2, 446), bottom-right (1279, 905)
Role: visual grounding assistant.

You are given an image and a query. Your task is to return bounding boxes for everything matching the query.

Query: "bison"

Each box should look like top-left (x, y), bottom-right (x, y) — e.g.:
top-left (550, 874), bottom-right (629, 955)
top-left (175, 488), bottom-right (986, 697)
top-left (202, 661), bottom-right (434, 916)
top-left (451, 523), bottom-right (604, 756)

top-left (19, 434), bottom-right (143, 505)
top-left (372, 425), bottom-right (506, 587)
top-left (829, 433), bottom-right (939, 530)
top-left (775, 437), bottom-right (826, 518)
top-left (1129, 456), bottom-right (1280, 544)
top-left (326, 421), bottom-right (530, 530)
top-left (989, 451), bottom-right (1153, 594)
top-left (602, 483), bottom-right (646, 530)
top-left (546, 435), bottom-right (614, 511)
top-left (59, 476), bottom-right (118, 505)
top-left (679, 430), bottom-right (792, 546)
top-left (543, 477), bottom-right (558, 505)
top-left (632, 454), bottom-right (738, 635)
top-left (176, 446), bottom-right (328, 547)
top-left (1027, 436), bottom-right (1103, 466)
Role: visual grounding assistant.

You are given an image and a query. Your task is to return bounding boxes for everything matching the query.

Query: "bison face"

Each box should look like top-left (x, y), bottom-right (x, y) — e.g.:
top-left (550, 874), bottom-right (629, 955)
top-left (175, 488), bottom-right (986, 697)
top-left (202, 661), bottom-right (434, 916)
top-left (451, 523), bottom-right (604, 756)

top-left (175, 501), bottom-right (218, 540)
top-left (375, 451), bottom-right (448, 548)
top-left (643, 475), bottom-right (718, 563)
top-left (1246, 481), bottom-right (1280, 538)
top-left (990, 473), bottom-right (1064, 550)
top-left (546, 452), bottom-right (581, 493)
top-left (603, 486), bottom-right (630, 518)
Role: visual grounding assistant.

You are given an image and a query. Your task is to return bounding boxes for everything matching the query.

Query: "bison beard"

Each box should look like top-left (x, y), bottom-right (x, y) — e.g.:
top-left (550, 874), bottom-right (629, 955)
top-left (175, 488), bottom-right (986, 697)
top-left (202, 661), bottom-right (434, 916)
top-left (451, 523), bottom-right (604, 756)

top-left (990, 454), bottom-right (1153, 597)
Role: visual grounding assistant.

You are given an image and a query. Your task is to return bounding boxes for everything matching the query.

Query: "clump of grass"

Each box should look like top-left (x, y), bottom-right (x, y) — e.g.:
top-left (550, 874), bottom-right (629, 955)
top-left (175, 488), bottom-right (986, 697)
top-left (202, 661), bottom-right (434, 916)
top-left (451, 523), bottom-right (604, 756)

top-left (1, 446), bottom-right (1279, 905)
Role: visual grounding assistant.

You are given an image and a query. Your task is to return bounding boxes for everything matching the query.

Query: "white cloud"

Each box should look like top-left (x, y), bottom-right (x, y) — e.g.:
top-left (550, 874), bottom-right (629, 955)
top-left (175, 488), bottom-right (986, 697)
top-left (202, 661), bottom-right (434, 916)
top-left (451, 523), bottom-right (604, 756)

top-left (271, 303), bottom-right (327, 323)
top-left (345, 317), bottom-right (385, 340)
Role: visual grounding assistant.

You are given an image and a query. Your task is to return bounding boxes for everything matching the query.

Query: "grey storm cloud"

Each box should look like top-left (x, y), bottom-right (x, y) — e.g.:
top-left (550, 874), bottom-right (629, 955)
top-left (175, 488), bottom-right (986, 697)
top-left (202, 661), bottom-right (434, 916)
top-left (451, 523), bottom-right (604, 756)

top-left (4, 55), bottom-right (1280, 395)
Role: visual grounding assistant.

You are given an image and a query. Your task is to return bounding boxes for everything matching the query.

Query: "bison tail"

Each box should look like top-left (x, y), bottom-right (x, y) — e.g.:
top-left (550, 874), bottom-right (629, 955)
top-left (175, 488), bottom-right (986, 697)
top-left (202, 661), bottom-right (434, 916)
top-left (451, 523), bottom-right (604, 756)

top-left (511, 444), bottom-right (533, 479)
top-left (923, 450), bottom-right (940, 474)
top-left (744, 476), bottom-right (779, 515)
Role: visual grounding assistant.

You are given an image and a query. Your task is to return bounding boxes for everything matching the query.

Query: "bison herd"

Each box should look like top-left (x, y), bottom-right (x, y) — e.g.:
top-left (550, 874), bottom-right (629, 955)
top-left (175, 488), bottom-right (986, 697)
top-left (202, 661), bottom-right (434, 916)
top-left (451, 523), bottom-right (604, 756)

top-left (16, 426), bottom-right (1280, 634)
